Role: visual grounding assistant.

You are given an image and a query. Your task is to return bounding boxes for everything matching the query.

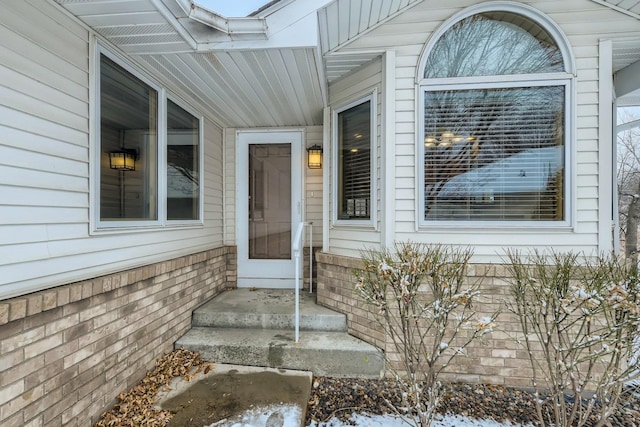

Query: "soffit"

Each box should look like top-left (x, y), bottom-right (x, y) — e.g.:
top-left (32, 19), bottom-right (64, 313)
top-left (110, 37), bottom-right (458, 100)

top-left (587, 1), bottom-right (640, 95)
top-left (55, 0), bottom-right (195, 53)
top-left (54, 0), bottom-right (324, 128)
top-left (318, 0), bottom-right (423, 83)
top-left (136, 49), bottom-right (324, 128)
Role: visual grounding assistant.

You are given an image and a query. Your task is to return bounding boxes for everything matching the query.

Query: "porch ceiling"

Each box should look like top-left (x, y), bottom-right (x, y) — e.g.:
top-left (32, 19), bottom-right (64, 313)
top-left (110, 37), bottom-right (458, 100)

top-left (589, 1), bottom-right (640, 105)
top-left (135, 49), bottom-right (324, 128)
top-left (54, 0), bottom-right (324, 128)
top-left (613, 38), bottom-right (640, 106)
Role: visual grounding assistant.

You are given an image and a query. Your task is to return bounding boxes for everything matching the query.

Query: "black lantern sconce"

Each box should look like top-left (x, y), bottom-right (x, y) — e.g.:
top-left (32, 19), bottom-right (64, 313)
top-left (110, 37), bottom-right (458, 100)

top-left (109, 149), bottom-right (137, 171)
top-left (306, 144), bottom-right (323, 169)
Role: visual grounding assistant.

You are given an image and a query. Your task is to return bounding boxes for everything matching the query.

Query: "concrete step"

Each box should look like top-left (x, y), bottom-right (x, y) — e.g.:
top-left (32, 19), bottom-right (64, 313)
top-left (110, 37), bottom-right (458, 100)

top-left (193, 288), bottom-right (347, 332)
top-left (176, 327), bottom-right (385, 379)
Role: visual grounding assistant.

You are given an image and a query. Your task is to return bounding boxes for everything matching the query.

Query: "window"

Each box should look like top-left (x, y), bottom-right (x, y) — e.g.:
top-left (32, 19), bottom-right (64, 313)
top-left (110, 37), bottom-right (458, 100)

top-left (419, 8), bottom-right (572, 224)
top-left (96, 48), bottom-right (202, 228)
top-left (99, 54), bottom-right (158, 222)
top-left (167, 100), bottom-right (200, 221)
top-left (334, 96), bottom-right (374, 223)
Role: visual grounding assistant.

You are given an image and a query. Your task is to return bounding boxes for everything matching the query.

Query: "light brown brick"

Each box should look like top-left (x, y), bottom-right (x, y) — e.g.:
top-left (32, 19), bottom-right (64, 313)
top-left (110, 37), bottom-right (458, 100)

top-left (24, 332), bottom-right (63, 359)
top-left (1, 326), bottom-right (45, 354)
top-left (0, 380), bottom-right (25, 406)
top-left (0, 384), bottom-right (43, 420)
top-left (9, 299), bottom-right (26, 321)
top-left (0, 303), bottom-right (9, 325)
top-left (27, 294), bottom-right (43, 316)
top-left (42, 292), bottom-right (57, 311)
top-left (56, 287), bottom-right (70, 307)
top-left (68, 284), bottom-right (83, 303)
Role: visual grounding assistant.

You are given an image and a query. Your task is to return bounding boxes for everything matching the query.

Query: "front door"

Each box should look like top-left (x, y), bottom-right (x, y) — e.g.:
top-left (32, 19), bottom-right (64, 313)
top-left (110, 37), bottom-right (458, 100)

top-left (237, 130), bottom-right (303, 288)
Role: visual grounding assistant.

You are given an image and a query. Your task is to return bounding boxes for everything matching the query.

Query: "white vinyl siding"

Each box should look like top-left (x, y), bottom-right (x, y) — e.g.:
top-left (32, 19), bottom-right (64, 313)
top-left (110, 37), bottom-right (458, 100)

top-left (328, 58), bottom-right (383, 255)
top-left (305, 126), bottom-right (324, 245)
top-left (335, 0), bottom-right (640, 259)
top-left (0, 0), bottom-right (224, 300)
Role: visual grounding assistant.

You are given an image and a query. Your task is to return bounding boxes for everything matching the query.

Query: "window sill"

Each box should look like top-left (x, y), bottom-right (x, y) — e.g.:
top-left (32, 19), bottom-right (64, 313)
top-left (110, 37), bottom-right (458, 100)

top-left (332, 220), bottom-right (377, 230)
top-left (91, 221), bottom-right (204, 235)
top-left (417, 220), bottom-right (573, 233)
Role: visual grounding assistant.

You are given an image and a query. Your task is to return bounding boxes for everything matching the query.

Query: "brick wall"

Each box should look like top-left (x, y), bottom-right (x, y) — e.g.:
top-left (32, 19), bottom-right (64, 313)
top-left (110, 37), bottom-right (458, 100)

top-left (316, 252), bottom-right (534, 388)
top-left (316, 252), bottom-right (385, 349)
top-left (0, 246), bottom-right (236, 427)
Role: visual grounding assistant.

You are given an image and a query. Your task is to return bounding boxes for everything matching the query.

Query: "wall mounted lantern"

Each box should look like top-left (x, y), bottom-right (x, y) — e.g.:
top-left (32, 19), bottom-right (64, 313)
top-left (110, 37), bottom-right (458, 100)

top-left (109, 149), bottom-right (137, 171)
top-left (307, 144), bottom-right (323, 169)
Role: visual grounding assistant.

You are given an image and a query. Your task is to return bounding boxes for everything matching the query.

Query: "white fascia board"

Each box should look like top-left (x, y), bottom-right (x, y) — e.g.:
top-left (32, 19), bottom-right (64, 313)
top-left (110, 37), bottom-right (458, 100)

top-left (176, 0), bottom-right (268, 36)
top-left (197, 12), bottom-right (318, 50)
top-left (263, 0), bottom-right (334, 31)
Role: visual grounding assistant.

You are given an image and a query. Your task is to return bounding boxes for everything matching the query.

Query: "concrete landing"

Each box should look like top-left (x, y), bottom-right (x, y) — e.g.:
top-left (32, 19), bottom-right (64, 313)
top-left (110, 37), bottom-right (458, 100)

top-left (176, 327), bottom-right (384, 378)
top-left (155, 363), bottom-right (312, 427)
top-left (193, 288), bottom-right (347, 332)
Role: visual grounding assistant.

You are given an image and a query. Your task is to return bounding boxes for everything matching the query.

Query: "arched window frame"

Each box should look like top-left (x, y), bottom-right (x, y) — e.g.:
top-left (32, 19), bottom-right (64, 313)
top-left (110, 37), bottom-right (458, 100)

top-left (416, 2), bottom-right (576, 228)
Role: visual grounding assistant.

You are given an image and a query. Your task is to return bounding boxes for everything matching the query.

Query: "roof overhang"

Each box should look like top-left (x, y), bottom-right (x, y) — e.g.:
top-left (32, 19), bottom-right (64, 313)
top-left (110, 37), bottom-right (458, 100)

top-left (54, 0), bottom-right (331, 128)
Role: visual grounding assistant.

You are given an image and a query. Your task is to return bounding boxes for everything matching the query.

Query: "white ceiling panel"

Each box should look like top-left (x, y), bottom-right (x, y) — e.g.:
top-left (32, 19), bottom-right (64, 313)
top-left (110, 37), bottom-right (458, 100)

top-left (55, 0), bottom-right (324, 127)
top-left (318, 0), bottom-right (421, 82)
top-left (318, 0), bottom-right (422, 54)
top-left (138, 48), bottom-right (324, 128)
top-left (56, 0), bottom-right (195, 54)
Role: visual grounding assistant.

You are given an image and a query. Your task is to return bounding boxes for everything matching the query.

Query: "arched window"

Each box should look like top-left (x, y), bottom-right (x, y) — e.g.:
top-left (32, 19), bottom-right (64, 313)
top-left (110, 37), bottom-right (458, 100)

top-left (419, 6), bottom-right (573, 224)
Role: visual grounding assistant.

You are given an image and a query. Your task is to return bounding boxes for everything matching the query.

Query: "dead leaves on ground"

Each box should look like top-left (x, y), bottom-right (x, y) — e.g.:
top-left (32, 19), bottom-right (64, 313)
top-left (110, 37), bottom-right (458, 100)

top-left (95, 348), bottom-right (214, 427)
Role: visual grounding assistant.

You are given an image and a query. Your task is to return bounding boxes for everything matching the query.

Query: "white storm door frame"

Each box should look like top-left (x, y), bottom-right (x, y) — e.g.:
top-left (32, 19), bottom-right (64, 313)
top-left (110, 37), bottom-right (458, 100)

top-left (236, 129), bottom-right (304, 288)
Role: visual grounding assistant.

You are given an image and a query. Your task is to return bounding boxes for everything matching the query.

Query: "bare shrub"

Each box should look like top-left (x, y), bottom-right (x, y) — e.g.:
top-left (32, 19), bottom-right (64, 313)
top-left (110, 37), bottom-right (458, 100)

top-left (355, 242), bottom-right (498, 427)
top-left (505, 250), bottom-right (640, 427)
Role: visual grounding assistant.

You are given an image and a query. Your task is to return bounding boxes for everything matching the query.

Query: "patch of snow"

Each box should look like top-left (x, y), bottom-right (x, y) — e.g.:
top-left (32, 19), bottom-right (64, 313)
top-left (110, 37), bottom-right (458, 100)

top-left (206, 404), bottom-right (302, 427)
top-left (309, 413), bottom-right (533, 427)
top-left (207, 404), bottom-right (536, 427)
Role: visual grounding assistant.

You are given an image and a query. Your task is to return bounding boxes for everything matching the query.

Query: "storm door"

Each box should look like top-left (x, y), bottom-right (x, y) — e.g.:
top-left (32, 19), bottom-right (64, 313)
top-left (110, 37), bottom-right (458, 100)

top-left (237, 130), bottom-right (303, 288)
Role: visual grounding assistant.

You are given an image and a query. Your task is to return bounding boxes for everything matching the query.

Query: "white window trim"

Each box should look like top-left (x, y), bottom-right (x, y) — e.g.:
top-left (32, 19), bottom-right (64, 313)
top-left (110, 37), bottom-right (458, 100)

top-left (415, 2), bottom-right (577, 230)
top-left (332, 91), bottom-right (378, 228)
top-left (91, 43), bottom-right (204, 233)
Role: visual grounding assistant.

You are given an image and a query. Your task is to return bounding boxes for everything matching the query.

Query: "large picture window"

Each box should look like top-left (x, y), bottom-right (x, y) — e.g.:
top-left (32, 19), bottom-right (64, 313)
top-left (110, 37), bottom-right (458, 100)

top-left (335, 97), bottom-right (374, 222)
top-left (420, 9), bottom-right (571, 224)
top-left (96, 48), bottom-right (202, 228)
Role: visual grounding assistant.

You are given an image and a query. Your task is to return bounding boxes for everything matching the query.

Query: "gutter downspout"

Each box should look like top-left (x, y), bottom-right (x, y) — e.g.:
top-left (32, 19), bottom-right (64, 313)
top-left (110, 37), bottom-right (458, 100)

top-left (176, 0), bottom-right (268, 36)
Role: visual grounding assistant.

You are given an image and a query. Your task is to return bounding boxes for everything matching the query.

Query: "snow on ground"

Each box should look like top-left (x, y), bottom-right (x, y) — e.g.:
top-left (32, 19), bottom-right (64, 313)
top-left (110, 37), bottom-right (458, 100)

top-left (206, 404), bottom-right (531, 427)
top-left (311, 413), bottom-right (530, 427)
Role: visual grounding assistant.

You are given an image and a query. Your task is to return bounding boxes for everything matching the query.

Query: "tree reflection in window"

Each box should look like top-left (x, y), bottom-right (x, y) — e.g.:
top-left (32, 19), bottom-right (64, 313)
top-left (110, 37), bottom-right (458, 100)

top-left (422, 11), bottom-right (568, 222)
top-left (167, 100), bottom-right (200, 221)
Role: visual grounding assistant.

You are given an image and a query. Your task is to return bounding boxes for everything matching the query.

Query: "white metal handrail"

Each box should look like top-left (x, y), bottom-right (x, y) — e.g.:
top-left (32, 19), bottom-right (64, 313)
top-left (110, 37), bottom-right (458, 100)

top-left (292, 221), bottom-right (313, 342)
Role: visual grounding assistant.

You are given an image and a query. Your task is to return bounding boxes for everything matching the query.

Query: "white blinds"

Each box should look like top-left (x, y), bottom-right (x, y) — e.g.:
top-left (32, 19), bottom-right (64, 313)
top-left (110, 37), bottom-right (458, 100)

top-left (338, 100), bottom-right (371, 220)
top-left (423, 85), bottom-right (565, 221)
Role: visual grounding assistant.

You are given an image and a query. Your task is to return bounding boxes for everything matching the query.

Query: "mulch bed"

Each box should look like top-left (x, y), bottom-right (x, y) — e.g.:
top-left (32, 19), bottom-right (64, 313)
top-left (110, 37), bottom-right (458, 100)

top-left (305, 377), bottom-right (640, 426)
